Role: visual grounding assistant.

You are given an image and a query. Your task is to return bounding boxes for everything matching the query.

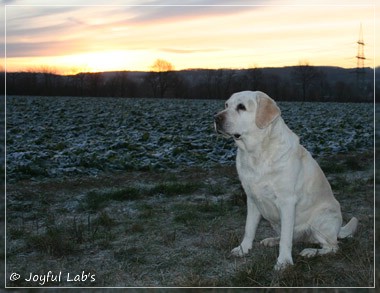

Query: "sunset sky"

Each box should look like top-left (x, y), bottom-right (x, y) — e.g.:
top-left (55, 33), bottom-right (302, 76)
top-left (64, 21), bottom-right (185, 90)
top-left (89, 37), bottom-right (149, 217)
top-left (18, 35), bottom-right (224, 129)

top-left (1, 0), bottom-right (378, 75)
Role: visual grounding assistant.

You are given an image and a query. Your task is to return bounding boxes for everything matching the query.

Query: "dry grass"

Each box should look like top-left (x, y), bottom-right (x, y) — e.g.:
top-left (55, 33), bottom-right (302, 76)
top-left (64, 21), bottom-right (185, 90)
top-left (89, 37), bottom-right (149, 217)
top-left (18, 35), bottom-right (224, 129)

top-left (5, 152), bottom-right (374, 288)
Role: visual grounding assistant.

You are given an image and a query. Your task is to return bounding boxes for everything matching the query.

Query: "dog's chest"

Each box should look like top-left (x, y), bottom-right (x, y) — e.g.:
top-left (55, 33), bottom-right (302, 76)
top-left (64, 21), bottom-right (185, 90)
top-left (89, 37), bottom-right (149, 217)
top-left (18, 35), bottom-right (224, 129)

top-left (237, 153), bottom-right (283, 224)
top-left (242, 177), bottom-right (281, 224)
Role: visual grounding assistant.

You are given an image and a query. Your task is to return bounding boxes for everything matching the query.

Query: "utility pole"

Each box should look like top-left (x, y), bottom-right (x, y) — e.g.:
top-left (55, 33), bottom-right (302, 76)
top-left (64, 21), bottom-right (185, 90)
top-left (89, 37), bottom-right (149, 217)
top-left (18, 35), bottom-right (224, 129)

top-left (355, 23), bottom-right (366, 91)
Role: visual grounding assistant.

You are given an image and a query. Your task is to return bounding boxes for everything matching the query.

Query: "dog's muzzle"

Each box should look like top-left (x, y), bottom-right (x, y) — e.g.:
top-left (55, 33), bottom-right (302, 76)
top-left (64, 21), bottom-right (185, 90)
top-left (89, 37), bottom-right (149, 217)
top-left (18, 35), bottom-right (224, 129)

top-left (214, 113), bottom-right (225, 134)
top-left (214, 113), bottom-right (241, 140)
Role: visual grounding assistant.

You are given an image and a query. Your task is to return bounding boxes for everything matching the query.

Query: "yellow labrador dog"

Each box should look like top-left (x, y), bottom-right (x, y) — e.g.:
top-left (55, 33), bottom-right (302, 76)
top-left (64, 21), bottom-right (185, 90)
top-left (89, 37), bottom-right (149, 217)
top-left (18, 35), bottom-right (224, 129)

top-left (214, 91), bottom-right (358, 270)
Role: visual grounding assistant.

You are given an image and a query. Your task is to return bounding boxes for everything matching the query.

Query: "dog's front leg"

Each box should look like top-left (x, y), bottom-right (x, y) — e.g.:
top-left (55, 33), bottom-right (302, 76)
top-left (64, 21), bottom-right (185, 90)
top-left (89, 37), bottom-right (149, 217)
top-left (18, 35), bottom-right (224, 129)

top-left (275, 200), bottom-right (295, 270)
top-left (231, 195), bottom-right (261, 256)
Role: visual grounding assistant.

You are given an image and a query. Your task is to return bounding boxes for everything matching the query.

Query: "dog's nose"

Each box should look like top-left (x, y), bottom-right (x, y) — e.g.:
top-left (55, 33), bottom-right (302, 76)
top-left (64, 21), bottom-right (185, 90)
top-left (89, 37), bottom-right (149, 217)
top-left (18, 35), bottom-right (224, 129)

top-left (214, 113), bottom-right (222, 123)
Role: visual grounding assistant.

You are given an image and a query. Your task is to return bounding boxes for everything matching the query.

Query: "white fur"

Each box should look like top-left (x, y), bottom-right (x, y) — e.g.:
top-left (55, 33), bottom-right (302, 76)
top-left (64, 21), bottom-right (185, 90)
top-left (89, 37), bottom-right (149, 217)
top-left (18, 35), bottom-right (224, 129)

top-left (214, 91), bottom-right (358, 270)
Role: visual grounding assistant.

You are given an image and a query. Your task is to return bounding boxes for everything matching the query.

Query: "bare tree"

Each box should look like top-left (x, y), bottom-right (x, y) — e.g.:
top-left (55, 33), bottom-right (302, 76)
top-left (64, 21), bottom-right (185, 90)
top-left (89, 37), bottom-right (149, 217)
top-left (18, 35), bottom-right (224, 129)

top-left (86, 72), bottom-right (103, 97)
top-left (145, 59), bottom-right (176, 98)
top-left (246, 66), bottom-right (264, 91)
top-left (292, 61), bottom-right (320, 102)
top-left (39, 66), bottom-right (59, 95)
top-left (204, 69), bottom-right (234, 100)
top-left (151, 59), bottom-right (174, 72)
top-left (105, 71), bottom-right (137, 98)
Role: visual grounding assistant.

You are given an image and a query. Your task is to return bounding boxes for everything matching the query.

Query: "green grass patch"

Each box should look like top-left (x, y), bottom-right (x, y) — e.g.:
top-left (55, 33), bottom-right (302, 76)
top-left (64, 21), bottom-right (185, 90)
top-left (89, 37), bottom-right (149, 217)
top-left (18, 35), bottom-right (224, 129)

top-left (320, 152), bottom-right (372, 174)
top-left (330, 176), bottom-right (351, 191)
top-left (148, 182), bottom-right (201, 197)
top-left (207, 184), bottom-right (225, 196)
top-left (330, 175), bottom-right (373, 194)
top-left (343, 156), bottom-right (363, 171)
top-left (82, 187), bottom-right (142, 211)
top-left (82, 182), bottom-right (202, 211)
top-left (319, 160), bottom-right (346, 173)
top-left (8, 227), bottom-right (27, 240)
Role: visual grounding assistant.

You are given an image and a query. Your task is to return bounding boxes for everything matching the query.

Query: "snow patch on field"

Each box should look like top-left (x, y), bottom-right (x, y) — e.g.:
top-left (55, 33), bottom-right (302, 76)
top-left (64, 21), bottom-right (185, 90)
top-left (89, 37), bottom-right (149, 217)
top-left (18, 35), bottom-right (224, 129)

top-left (6, 96), bottom-right (373, 181)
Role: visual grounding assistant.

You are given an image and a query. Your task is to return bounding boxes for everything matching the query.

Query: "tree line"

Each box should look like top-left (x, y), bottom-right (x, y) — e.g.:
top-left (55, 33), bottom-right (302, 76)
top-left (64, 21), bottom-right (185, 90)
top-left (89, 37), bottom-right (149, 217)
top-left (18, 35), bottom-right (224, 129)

top-left (2, 59), bottom-right (375, 102)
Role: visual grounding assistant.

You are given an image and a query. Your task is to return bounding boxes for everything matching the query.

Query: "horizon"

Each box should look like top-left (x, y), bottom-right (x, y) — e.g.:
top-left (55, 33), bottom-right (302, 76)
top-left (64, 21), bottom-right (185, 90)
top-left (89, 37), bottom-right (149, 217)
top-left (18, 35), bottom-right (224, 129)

top-left (1, 1), bottom-right (378, 74)
top-left (3, 64), bottom-right (377, 77)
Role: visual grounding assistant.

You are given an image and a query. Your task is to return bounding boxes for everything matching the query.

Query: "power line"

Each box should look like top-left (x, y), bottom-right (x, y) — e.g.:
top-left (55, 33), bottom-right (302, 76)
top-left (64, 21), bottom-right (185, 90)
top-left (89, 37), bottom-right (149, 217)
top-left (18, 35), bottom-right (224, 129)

top-left (355, 23), bottom-right (366, 89)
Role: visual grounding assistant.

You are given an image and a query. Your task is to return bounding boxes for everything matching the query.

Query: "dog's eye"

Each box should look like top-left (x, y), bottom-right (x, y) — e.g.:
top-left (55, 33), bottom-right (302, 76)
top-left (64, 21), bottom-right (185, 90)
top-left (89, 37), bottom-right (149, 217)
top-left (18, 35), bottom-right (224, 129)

top-left (225, 103), bottom-right (228, 109)
top-left (237, 104), bottom-right (246, 111)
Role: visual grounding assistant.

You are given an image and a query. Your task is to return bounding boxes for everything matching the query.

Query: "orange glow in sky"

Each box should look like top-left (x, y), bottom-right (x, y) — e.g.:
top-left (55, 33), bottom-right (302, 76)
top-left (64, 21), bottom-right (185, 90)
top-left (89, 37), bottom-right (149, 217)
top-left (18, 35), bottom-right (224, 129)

top-left (1, 1), bottom-right (378, 74)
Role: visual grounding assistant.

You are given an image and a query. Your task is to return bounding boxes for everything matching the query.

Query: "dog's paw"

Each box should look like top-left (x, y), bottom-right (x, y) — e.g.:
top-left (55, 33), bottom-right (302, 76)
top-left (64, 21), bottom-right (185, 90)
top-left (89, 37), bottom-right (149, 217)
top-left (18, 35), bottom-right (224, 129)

top-left (274, 256), bottom-right (293, 271)
top-left (274, 261), bottom-right (292, 271)
top-left (300, 248), bottom-right (318, 258)
top-left (260, 237), bottom-right (279, 247)
top-left (300, 246), bottom-right (337, 258)
top-left (231, 245), bottom-right (249, 257)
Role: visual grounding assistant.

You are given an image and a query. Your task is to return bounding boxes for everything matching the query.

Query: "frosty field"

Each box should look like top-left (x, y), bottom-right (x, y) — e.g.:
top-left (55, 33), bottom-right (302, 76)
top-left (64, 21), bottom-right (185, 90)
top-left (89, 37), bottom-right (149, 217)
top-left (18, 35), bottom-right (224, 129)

top-left (6, 96), bottom-right (373, 181)
top-left (5, 96), bottom-right (374, 287)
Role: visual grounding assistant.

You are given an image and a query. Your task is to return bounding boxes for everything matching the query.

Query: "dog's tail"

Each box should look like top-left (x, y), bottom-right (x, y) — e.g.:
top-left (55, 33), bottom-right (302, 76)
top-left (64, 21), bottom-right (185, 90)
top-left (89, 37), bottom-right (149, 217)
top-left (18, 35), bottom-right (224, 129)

top-left (338, 217), bottom-right (358, 239)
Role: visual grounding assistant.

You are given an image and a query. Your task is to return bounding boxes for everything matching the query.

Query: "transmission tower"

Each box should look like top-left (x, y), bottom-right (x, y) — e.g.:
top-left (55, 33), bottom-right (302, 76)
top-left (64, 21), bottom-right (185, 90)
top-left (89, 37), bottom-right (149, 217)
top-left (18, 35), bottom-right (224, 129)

top-left (355, 24), bottom-right (366, 89)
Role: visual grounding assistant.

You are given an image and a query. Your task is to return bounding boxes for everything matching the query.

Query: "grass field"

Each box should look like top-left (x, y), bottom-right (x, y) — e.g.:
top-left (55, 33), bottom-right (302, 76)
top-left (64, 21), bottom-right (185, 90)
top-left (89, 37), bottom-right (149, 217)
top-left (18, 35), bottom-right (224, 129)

top-left (4, 96), bottom-right (375, 288)
top-left (6, 96), bottom-right (373, 181)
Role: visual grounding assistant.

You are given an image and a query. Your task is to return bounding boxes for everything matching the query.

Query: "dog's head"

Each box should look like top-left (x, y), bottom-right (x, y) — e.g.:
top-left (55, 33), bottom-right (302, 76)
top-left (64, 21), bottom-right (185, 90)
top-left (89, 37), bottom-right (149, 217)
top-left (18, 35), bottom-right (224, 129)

top-left (214, 91), bottom-right (281, 141)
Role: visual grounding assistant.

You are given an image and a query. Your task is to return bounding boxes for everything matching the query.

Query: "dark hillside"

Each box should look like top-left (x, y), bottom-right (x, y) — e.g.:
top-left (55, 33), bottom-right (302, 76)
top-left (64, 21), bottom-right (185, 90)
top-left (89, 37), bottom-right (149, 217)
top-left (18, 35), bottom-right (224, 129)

top-left (4, 66), bottom-right (375, 102)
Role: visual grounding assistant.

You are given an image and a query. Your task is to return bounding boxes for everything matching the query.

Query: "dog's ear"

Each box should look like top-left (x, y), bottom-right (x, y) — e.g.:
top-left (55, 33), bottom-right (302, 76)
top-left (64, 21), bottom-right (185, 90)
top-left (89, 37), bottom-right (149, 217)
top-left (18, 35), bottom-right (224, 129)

top-left (255, 92), bottom-right (281, 129)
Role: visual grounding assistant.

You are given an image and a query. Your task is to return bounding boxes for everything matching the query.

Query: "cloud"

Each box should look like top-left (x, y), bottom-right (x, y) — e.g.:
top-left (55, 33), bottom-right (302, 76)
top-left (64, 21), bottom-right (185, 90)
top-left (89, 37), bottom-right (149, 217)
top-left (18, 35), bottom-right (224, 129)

top-left (5, 5), bottom-right (86, 37)
top-left (160, 48), bottom-right (221, 54)
top-left (2, 0), bottom-right (377, 70)
top-left (123, 1), bottom-right (261, 25)
top-left (6, 40), bottom-right (82, 58)
top-left (3, 2), bottom-right (261, 58)
top-left (5, 5), bottom-right (123, 57)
